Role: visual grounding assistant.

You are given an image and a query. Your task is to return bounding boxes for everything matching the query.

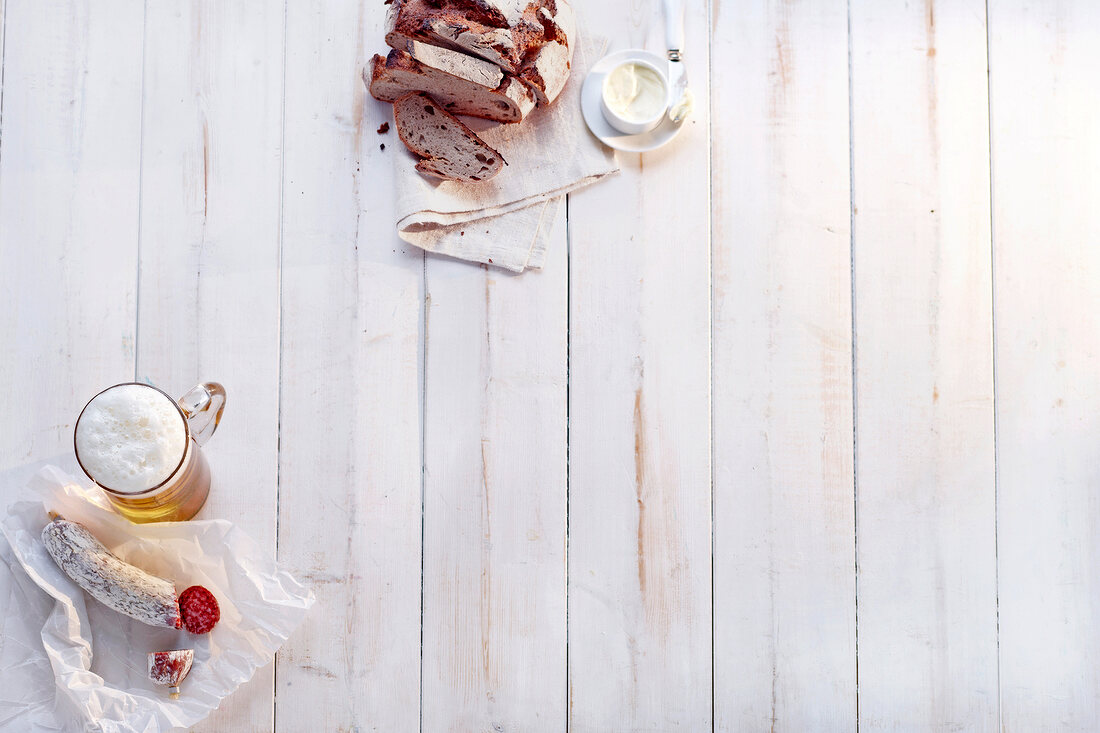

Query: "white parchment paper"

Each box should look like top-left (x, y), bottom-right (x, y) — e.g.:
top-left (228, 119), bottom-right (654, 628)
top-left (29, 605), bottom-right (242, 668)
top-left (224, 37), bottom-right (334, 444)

top-left (0, 466), bottom-right (314, 733)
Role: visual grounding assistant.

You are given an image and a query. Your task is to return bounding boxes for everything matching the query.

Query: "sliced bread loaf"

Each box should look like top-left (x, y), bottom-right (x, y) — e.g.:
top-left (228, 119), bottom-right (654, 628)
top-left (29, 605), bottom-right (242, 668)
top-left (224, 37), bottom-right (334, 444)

top-left (386, 0), bottom-right (574, 106)
top-left (393, 92), bottom-right (506, 183)
top-left (368, 50), bottom-right (535, 123)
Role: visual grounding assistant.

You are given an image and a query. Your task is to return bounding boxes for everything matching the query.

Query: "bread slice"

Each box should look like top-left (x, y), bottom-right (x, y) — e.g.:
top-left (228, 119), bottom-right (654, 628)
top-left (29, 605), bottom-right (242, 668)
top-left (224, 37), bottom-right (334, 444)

top-left (367, 49), bottom-right (535, 124)
top-left (393, 92), bottom-right (506, 183)
top-left (406, 40), bottom-right (503, 89)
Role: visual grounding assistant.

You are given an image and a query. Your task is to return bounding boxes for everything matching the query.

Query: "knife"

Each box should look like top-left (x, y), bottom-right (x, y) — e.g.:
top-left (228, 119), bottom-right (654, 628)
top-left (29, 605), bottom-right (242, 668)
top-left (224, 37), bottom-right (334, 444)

top-left (664, 0), bottom-right (692, 122)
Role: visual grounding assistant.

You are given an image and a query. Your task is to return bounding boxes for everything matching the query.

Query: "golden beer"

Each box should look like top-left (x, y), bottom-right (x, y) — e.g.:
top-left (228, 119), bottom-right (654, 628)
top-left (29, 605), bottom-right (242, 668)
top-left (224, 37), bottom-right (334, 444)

top-left (74, 382), bottom-right (225, 523)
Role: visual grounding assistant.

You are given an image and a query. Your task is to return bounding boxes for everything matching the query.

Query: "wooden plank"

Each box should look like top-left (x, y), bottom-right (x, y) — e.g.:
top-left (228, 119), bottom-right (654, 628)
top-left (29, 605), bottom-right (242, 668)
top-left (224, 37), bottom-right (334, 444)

top-left (134, 2), bottom-right (284, 729)
top-left (0, 0), bottom-right (142, 474)
top-left (420, 209), bottom-right (568, 731)
top-left (276, 1), bottom-right (423, 730)
top-left (989, 1), bottom-right (1100, 729)
top-left (566, 2), bottom-right (712, 729)
top-left (850, 0), bottom-right (998, 728)
top-left (0, 0), bottom-right (5, 138)
top-left (711, 1), bottom-right (856, 730)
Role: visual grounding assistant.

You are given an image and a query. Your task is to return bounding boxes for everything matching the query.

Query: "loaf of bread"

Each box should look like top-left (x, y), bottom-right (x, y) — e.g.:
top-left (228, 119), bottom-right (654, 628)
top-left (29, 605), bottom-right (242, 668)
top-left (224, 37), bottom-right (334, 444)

top-left (385, 0), bottom-right (575, 106)
top-left (373, 0), bottom-right (576, 183)
top-left (368, 48), bottom-right (536, 123)
top-left (393, 92), bottom-right (507, 182)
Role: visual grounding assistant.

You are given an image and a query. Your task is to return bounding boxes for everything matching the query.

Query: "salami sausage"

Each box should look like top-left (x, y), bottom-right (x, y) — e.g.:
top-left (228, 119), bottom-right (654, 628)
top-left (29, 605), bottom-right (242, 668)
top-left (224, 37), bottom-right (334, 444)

top-left (148, 649), bottom-right (195, 698)
top-left (41, 517), bottom-right (182, 629)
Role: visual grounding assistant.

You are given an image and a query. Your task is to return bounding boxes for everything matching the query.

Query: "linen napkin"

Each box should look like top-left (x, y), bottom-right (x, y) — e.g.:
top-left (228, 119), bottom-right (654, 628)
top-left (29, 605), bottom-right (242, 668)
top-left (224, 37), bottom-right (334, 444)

top-left (393, 31), bottom-right (618, 273)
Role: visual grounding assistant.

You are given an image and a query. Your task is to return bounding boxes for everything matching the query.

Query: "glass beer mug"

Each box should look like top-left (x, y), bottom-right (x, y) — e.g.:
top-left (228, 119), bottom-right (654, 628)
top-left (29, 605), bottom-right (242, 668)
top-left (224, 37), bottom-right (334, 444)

top-left (74, 381), bottom-right (226, 523)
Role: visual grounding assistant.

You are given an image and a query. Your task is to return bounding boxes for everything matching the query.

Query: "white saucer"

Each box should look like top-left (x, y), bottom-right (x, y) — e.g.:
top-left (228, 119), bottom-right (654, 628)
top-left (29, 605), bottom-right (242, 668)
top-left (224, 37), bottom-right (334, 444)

top-left (581, 49), bottom-right (685, 153)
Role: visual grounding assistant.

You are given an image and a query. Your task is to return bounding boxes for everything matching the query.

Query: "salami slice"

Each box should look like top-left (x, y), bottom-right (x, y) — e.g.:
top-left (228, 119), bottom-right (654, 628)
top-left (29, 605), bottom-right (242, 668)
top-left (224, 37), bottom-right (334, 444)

top-left (179, 585), bottom-right (221, 634)
top-left (148, 649), bottom-right (195, 698)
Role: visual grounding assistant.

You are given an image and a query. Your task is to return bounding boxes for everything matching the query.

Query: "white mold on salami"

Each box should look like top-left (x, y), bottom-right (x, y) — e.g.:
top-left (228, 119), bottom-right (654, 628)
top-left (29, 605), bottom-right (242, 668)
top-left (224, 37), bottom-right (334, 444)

top-left (41, 517), bottom-right (182, 629)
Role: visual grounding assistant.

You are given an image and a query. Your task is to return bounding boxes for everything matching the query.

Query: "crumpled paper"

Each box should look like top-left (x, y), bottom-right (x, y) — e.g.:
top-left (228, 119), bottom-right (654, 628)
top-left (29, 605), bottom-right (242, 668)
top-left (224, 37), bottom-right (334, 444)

top-left (0, 466), bottom-right (314, 733)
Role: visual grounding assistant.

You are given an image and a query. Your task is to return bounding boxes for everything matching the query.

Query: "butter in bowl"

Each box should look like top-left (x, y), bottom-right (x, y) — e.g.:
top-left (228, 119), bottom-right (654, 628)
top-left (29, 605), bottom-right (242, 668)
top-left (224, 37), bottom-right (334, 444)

top-left (600, 59), bottom-right (670, 135)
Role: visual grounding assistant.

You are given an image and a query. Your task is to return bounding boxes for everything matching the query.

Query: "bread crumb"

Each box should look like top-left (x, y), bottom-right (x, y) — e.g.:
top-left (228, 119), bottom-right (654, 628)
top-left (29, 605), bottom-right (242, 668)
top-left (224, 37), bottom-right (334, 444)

top-left (377, 122), bottom-right (390, 134)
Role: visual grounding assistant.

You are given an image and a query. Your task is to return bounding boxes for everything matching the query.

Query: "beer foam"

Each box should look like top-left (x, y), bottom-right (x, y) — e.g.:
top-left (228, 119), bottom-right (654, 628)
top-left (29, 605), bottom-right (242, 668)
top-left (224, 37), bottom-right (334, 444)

top-left (75, 384), bottom-right (187, 493)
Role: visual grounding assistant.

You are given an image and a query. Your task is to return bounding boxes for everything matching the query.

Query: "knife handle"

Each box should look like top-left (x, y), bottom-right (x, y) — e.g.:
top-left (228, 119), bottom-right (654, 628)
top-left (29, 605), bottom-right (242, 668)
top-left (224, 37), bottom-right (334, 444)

top-left (664, 0), bottom-right (684, 57)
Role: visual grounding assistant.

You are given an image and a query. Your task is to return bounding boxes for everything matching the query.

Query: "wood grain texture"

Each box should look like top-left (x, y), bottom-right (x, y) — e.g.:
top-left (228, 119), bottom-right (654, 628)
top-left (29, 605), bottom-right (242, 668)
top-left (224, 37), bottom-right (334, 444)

top-left (420, 212), bottom-right (568, 732)
top-left (850, 0), bottom-right (998, 729)
top-left (989, 1), bottom-right (1100, 729)
top-left (0, 0), bottom-right (5, 143)
top-left (14, 1), bottom-right (1100, 730)
top-left (0, 0), bottom-right (143, 471)
top-left (711, 1), bottom-right (856, 730)
top-left (276, 1), bottom-right (423, 730)
top-left (567, 2), bottom-right (712, 730)
top-left (134, 1), bottom-right (285, 729)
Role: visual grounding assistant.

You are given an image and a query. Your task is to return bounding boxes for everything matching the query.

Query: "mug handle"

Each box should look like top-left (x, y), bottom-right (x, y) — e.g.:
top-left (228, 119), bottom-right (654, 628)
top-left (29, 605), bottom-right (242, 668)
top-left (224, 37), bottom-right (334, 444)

top-left (177, 382), bottom-right (226, 447)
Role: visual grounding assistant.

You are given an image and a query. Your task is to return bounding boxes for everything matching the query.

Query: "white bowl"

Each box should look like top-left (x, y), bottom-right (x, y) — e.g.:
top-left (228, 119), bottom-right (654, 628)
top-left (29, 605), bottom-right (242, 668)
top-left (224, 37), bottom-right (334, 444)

top-left (599, 58), bottom-right (669, 135)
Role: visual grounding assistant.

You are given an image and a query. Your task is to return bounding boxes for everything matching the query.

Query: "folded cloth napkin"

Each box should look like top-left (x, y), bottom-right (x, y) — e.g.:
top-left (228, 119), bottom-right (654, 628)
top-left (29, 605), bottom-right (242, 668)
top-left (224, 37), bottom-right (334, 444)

top-left (394, 31), bottom-right (618, 273)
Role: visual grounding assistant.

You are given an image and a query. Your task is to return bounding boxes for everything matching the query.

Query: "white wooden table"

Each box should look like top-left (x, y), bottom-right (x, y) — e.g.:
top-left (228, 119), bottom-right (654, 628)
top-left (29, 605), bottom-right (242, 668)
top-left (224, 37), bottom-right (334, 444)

top-left (2, 0), bottom-right (1098, 730)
